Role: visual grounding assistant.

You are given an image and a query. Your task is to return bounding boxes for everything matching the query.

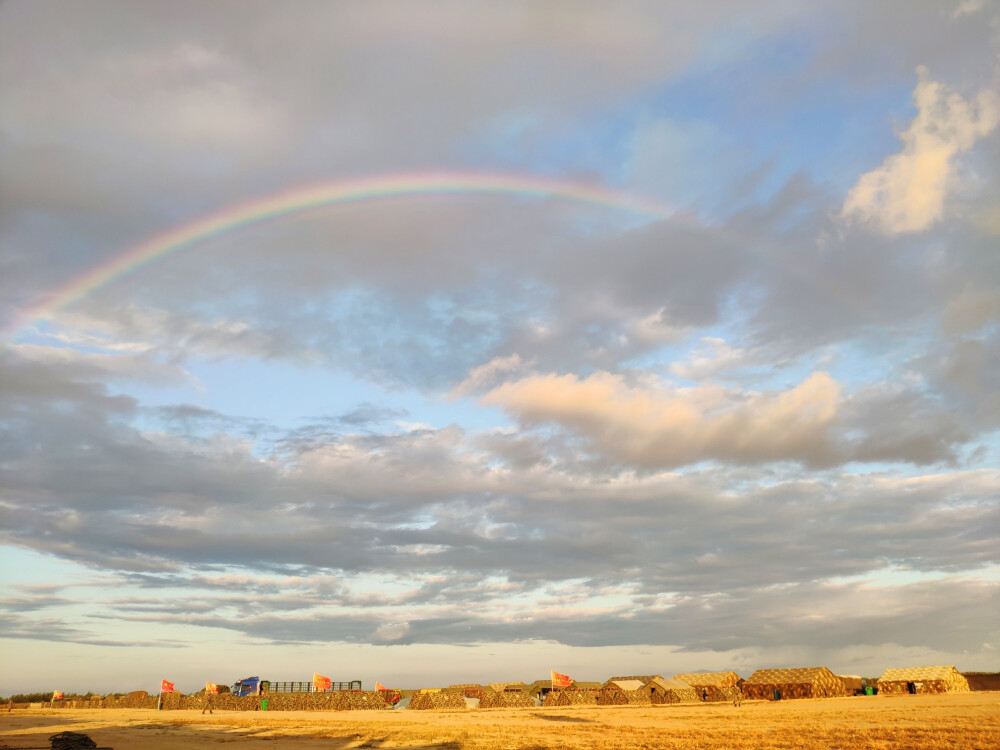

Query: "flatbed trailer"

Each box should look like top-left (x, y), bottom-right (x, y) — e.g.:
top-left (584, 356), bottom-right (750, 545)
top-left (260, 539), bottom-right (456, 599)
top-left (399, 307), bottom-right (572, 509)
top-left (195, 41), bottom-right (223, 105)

top-left (268, 681), bottom-right (362, 693)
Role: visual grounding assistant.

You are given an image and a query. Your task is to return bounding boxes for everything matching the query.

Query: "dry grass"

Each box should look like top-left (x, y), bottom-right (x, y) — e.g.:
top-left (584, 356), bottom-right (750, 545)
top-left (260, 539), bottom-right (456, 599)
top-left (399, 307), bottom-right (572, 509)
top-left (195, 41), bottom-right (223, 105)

top-left (1, 692), bottom-right (998, 749)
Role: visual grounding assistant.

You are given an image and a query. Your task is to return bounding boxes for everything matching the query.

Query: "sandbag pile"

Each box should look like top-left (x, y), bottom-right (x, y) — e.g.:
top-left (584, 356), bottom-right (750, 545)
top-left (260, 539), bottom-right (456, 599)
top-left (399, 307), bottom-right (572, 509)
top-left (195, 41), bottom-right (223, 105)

top-left (543, 689), bottom-right (600, 707)
top-left (598, 689), bottom-right (652, 706)
top-left (479, 690), bottom-right (535, 709)
top-left (263, 691), bottom-right (387, 711)
top-left (650, 687), bottom-right (699, 704)
top-left (408, 692), bottom-right (468, 710)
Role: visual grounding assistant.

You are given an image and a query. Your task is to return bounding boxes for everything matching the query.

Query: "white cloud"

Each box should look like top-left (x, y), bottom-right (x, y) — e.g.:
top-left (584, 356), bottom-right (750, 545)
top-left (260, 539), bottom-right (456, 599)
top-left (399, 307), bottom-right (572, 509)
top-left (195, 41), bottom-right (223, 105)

top-left (478, 369), bottom-right (841, 467)
top-left (841, 67), bottom-right (1000, 233)
top-left (952, 0), bottom-right (985, 19)
top-left (451, 353), bottom-right (531, 398)
top-left (669, 337), bottom-right (753, 380)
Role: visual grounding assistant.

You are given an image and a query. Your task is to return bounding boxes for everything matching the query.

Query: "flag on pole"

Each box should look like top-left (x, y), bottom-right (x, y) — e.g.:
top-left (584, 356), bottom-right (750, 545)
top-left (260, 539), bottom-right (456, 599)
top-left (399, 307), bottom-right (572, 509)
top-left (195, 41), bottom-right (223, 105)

top-left (205, 682), bottom-right (219, 695)
top-left (161, 679), bottom-right (175, 693)
top-left (375, 681), bottom-right (387, 691)
top-left (52, 691), bottom-right (64, 701)
top-left (313, 673), bottom-right (332, 692)
top-left (551, 670), bottom-right (572, 689)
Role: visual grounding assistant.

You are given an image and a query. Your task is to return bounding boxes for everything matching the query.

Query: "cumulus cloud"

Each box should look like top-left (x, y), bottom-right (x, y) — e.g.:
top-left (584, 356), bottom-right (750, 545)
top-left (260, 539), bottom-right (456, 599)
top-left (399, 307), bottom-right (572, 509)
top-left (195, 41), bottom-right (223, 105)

top-left (842, 67), bottom-right (1000, 233)
top-left (477, 369), bottom-right (841, 467)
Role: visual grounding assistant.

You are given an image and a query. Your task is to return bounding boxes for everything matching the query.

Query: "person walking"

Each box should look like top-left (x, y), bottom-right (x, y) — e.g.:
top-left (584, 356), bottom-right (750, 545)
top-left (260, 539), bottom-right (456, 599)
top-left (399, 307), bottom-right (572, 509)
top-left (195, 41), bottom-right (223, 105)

top-left (732, 686), bottom-right (743, 707)
top-left (202, 693), bottom-right (214, 714)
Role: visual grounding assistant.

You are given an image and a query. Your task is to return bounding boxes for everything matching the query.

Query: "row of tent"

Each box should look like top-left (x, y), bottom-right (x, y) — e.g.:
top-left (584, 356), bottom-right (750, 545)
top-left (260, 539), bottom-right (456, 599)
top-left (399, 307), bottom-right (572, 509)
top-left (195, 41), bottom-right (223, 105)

top-left (434, 665), bottom-right (973, 703)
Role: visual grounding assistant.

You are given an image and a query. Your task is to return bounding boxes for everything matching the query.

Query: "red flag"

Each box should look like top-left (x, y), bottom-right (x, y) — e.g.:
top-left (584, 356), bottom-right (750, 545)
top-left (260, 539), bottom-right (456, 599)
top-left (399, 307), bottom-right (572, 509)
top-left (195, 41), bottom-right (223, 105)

top-left (52, 691), bottom-right (64, 701)
top-left (205, 682), bottom-right (219, 695)
top-left (161, 679), bottom-right (175, 693)
top-left (551, 670), bottom-right (572, 688)
top-left (375, 681), bottom-right (387, 691)
top-left (313, 673), bottom-right (332, 691)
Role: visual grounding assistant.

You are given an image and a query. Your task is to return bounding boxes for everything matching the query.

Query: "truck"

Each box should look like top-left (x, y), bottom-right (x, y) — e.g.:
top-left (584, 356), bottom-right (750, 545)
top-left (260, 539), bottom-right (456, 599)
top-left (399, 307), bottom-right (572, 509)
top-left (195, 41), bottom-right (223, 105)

top-left (231, 677), bottom-right (363, 695)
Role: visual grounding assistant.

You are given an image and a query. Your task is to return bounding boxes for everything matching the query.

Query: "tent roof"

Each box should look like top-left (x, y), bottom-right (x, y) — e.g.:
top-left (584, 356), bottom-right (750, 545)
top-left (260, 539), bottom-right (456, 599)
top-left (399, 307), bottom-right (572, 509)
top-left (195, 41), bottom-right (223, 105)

top-left (744, 667), bottom-right (833, 685)
top-left (606, 680), bottom-right (645, 691)
top-left (879, 666), bottom-right (960, 682)
top-left (644, 677), bottom-right (693, 692)
top-left (608, 675), bottom-right (658, 684)
top-left (672, 671), bottom-right (741, 687)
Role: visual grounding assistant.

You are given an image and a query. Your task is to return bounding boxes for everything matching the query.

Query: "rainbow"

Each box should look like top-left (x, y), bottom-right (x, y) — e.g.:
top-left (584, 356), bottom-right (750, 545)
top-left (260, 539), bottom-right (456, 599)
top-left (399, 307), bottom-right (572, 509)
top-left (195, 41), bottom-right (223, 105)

top-left (7, 171), bottom-right (676, 341)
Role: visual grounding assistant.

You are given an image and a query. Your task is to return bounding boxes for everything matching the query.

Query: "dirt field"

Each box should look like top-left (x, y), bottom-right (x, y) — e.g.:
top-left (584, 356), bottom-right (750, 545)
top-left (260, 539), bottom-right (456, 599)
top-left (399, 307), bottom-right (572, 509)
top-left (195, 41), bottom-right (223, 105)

top-left (1, 692), bottom-right (998, 749)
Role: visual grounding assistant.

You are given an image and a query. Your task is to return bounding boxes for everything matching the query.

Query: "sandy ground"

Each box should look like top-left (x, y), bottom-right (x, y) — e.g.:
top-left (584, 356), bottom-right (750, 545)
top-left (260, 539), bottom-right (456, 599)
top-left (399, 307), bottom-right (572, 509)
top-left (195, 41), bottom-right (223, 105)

top-left (1, 692), bottom-right (998, 749)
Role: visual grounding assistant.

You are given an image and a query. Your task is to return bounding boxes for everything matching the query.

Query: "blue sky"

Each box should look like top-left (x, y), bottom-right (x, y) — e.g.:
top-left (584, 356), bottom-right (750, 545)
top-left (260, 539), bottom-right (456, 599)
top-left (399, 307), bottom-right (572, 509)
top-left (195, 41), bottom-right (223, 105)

top-left (1, 0), bottom-right (999, 695)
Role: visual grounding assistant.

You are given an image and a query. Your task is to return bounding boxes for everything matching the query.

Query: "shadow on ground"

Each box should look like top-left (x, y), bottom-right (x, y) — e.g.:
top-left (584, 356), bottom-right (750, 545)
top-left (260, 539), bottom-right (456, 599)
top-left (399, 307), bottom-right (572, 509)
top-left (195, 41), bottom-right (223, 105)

top-left (529, 712), bottom-right (593, 723)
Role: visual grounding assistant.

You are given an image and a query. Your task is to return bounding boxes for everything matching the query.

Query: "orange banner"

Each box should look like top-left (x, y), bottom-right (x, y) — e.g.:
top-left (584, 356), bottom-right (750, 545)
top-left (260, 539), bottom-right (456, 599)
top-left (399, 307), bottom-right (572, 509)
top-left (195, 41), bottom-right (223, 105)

top-left (375, 681), bottom-right (387, 691)
top-left (313, 673), bottom-right (332, 691)
top-left (205, 682), bottom-right (219, 695)
top-left (161, 679), bottom-right (175, 693)
top-left (551, 670), bottom-right (572, 688)
top-left (52, 691), bottom-right (64, 701)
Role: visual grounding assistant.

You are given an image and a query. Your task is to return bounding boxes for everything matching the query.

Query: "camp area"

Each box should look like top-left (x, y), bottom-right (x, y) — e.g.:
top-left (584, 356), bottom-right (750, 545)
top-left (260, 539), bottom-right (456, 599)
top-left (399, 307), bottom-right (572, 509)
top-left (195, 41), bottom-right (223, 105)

top-left (2, 692), bottom-right (998, 750)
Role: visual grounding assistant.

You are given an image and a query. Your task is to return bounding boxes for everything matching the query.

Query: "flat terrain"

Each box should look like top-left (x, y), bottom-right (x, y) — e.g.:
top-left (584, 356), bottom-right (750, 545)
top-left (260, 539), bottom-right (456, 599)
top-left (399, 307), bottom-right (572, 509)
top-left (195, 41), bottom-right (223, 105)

top-left (1, 693), bottom-right (998, 749)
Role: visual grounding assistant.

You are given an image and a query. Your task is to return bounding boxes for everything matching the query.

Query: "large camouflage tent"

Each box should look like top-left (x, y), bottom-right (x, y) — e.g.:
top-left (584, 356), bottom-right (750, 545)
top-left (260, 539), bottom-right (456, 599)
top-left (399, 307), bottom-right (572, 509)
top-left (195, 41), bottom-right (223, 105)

top-left (742, 667), bottom-right (847, 700)
top-left (643, 677), bottom-right (700, 704)
top-left (672, 671), bottom-right (743, 702)
top-left (877, 666), bottom-right (970, 695)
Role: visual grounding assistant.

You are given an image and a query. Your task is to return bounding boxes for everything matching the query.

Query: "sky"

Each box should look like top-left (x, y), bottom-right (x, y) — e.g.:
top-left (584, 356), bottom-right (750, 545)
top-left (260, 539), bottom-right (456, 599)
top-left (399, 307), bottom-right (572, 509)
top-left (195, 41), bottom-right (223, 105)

top-left (1, 0), bottom-right (998, 695)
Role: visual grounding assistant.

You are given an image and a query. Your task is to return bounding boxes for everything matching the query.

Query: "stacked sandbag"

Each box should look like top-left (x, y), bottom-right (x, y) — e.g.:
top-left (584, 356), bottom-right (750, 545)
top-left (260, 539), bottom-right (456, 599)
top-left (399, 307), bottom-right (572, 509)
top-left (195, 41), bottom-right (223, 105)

top-left (478, 688), bottom-right (502, 708)
top-left (480, 688), bottom-right (530, 709)
top-left (258, 691), bottom-right (386, 711)
top-left (543, 689), bottom-right (600, 707)
top-left (508, 692), bottom-right (531, 708)
top-left (330, 692), bottom-right (387, 710)
top-left (541, 691), bottom-right (561, 707)
top-left (408, 692), bottom-right (468, 710)
top-left (599, 688), bottom-right (652, 706)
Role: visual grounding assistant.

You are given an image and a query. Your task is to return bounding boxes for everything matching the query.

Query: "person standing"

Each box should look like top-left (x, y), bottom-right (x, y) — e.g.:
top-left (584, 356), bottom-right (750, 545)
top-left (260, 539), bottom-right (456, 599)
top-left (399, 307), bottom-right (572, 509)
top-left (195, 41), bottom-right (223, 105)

top-left (732, 686), bottom-right (743, 707)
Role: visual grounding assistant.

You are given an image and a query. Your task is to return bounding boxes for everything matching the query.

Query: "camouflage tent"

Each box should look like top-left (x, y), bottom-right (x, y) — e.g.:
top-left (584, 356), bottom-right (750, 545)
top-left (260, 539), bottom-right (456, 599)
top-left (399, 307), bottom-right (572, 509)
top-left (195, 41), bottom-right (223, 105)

top-left (643, 677), bottom-right (700, 704)
top-left (672, 671), bottom-right (743, 702)
top-left (877, 666), bottom-right (970, 695)
top-left (742, 667), bottom-right (847, 700)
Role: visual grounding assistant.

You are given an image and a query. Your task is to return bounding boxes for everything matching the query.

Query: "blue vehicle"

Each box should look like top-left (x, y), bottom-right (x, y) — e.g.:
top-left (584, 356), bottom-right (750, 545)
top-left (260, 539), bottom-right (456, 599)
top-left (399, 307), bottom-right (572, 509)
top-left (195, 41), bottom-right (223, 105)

top-left (232, 677), bottom-right (263, 696)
